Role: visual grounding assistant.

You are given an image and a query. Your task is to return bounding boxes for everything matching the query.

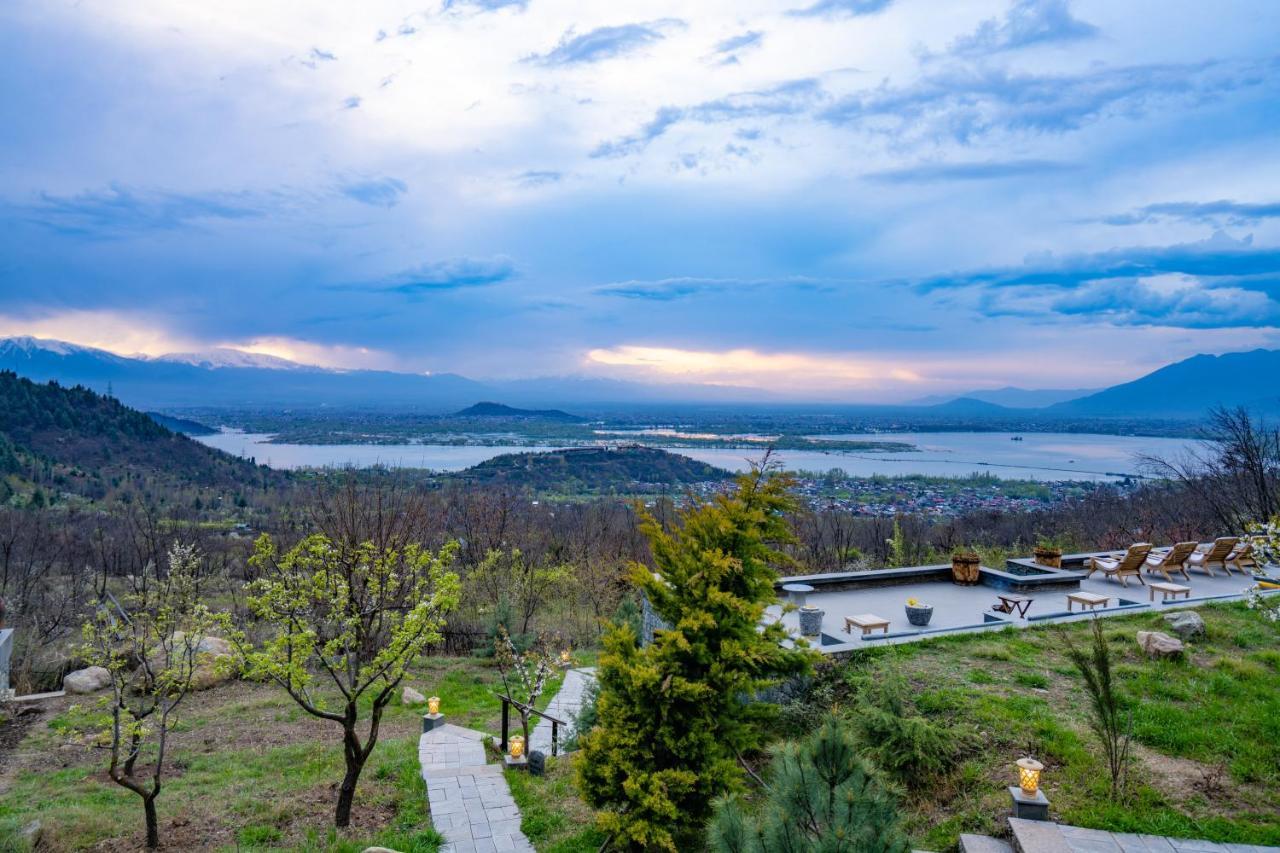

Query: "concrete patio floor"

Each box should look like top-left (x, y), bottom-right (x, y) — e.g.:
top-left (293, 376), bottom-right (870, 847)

top-left (769, 554), bottom-right (1274, 651)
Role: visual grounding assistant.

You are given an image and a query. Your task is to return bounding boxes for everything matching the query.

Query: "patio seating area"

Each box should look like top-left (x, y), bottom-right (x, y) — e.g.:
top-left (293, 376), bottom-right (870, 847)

top-left (769, 541), bottom-right (1280, 652)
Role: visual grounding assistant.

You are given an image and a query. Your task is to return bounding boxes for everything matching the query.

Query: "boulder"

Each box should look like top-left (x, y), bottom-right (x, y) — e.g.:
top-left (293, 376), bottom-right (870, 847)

top-left (1163, 610), bottom-right (1206, 640)
top-left (138, 633), bottom-right (237, 691)
top-left (64, 666), bottom-right (112, 694)
top-left (1137, 630), bottom-right (1184, 658)
top-left (401, 685), bottom-right (426, 706)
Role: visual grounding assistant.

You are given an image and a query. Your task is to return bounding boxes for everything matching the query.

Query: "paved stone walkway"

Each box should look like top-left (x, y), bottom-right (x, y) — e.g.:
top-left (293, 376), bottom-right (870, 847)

top-left (1058, 824), bottom-right (1280, 853)
top-left (419, 723), bottom-right (534, 853)
top-left (530, 667), bottom-right (595, 755)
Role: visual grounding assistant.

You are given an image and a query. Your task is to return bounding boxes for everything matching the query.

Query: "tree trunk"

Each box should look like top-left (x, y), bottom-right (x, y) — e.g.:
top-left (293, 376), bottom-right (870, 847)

top-left (335, 724), bottom-right (365, 828)
top-left (144, 794), bottom-right (159, 849)
top-left (335, 758), bottom-right (363, 827)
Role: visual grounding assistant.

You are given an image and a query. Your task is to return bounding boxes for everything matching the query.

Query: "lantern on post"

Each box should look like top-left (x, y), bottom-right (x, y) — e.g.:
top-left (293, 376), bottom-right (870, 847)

top-left (1009, 756), bottom-right (1049, 821)
top-left (422, 695), bottom-right (445, 733)
top-left (509, 735), bottom-right (526, 759)
top-left (1016, 757), bottom-right (1043, 795)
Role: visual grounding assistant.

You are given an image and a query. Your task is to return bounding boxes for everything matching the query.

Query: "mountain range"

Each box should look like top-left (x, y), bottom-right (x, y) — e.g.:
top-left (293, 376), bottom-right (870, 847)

top-left (1, 336), bottom-right (1277, 419)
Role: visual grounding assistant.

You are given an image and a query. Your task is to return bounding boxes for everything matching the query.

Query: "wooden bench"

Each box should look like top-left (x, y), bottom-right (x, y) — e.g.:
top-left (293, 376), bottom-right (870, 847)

top-left (1066, 591), bottom-right (1110, 612)
top-left (844, 613), bottom-right (890, 636)
top-left (1149, 581), bottom-right (1191, 603)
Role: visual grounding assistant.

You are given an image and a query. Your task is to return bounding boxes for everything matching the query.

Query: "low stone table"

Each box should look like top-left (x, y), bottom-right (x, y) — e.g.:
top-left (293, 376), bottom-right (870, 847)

top-left (1149, 581), bottom-right (1191, 603)
top-left (844, 613), bottom-right (890, 636)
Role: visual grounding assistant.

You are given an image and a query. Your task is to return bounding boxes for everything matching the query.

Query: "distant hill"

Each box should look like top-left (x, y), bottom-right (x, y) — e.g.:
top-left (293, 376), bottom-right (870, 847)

top-left (1049, 349), bottom-right (1280, 418)
top-left (448, 445), bottom-right (732, 492)
top-left (0, 370), bottom-right (279, 499)
top-left (910, 386), bottom-right (1096, 408)
top-left (925, 397), bottom-right (1015, 415)
top-left (452, 402), bottom-right (583, 422)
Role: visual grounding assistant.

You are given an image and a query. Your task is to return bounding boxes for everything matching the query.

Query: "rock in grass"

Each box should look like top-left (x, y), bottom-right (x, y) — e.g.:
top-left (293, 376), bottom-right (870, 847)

top-left (63, 666), bottom-right (112, 694)
top-left (1163, 610), bottom-right (1206, 640)
top-left (1137, 630), bottom-right (1184, 658)
top-left (402, 685), bottom-right (426, 705)
top-left (362, 848), bottom-right (401, 853)
top-left (21, 819), bottom-right (43, 847)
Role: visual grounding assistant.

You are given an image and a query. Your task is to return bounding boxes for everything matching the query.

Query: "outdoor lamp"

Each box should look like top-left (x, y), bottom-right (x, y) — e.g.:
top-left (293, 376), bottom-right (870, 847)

top-left (510, 735), bottom-right (525, 759)
top-left (427, 696), bottom-right (440, 715)
top-left (1017, 757), bottom-right (1044, 795)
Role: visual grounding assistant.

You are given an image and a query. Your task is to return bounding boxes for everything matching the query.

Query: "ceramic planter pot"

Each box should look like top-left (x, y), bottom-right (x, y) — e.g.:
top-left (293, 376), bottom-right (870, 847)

top-left (905, 604), bottom-right (933, 627)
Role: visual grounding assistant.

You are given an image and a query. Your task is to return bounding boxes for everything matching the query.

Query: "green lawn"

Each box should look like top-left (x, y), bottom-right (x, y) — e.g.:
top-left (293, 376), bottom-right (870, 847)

top-left (853, 602), bottom-right (1280, 849)
top-left (0, 654), bottom-right (566, 851)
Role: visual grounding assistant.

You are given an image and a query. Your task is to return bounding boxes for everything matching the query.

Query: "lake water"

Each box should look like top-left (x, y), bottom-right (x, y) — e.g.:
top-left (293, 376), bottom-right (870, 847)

top-left (196, 430), bottom-right (1198, 481)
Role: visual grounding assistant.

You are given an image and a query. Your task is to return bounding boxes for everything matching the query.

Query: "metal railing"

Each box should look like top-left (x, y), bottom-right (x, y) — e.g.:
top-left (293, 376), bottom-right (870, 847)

top-left (498, 693), bottom-right (567, 757)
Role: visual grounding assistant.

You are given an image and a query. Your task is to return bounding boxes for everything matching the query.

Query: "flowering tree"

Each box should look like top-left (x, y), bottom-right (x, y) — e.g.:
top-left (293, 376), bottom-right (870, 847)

top-left (80, 543), bottom-right (229, 850)
top-left (493, 627), bottom-right (555, 746)
top-left (241, 533), bottom-right (460, 827)
top-left (1246, 516), bottom-right (1280, 567)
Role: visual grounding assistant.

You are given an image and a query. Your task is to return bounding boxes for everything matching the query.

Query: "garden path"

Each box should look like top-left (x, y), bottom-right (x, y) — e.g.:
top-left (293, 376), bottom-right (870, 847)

top-left (530, 666), bottom-right (595, 755)
top-left (419, 723), bottom-right (533, 853)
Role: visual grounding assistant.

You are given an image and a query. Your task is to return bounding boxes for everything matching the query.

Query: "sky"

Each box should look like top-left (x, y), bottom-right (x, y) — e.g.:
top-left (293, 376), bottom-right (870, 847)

top-left (1, 0), bottom-right (1278, 401)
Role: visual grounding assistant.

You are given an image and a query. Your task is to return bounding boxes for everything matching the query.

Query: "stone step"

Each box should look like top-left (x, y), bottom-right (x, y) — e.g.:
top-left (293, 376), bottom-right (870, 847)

top-left (961, 834), bottom-right (1014, 853)
top-left (1009, 818), bottom-right (1073, 853)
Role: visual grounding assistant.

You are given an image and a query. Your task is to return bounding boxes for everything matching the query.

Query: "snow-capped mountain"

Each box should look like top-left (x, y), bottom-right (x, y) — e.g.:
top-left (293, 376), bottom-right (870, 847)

top-left (0, 336), bottom-right (487, 410)
top-left (146, 349), bottom-right (313, 371)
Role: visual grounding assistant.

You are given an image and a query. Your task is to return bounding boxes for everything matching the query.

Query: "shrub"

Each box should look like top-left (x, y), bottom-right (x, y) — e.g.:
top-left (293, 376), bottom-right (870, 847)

top-left (852, 671), bottom-right (966, 787)
top-left (708, 716), bottom-right (910, 853)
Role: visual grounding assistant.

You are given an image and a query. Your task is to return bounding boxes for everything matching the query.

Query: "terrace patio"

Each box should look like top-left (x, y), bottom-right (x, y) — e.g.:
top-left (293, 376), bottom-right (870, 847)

top-left (769, 545), bottom-right (1279, 653)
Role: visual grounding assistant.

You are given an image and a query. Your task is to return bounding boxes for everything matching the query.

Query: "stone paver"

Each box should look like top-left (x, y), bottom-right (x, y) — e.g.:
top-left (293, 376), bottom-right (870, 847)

top-left (420, 723), bottom-right (534, 853)
top-left (530, 667), bottom-right (595, 755)
top-left (1057, 824), bottom-right (1280, 853)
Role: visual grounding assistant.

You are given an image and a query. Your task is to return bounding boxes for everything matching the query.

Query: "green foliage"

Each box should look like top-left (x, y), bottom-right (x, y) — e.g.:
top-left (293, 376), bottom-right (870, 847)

top-left (575, 463), bottom-right (816, 851)
top-left (887, 518), bottom-right (909, 568)
top-left (851, 669), bottom-right (965, 787)
top-left (241, 532), bottom-right (461, 827)
top-left (708, 717), bottom-right (910, 853)
top-left (1062, 618), bottom-right (1133, 799)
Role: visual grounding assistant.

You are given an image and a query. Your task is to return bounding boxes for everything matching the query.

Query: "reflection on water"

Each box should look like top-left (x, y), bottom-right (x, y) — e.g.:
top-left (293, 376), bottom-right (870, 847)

top-left (196, 429), bottom-right (1197, 482)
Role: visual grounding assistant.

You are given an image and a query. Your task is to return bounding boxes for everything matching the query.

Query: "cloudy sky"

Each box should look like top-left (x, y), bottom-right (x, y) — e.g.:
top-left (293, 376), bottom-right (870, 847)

top-left (1, 0), bottom-right (1278, 401)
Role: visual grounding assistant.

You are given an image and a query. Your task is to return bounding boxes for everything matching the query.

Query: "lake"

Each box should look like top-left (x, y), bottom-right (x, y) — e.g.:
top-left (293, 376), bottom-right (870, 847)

top-left (195, 430), bottom-right (1198, 481)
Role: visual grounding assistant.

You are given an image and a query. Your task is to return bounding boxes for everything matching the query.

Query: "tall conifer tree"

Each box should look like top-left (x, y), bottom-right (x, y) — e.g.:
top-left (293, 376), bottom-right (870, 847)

top-left (576, 461), bottom-right (814, 851)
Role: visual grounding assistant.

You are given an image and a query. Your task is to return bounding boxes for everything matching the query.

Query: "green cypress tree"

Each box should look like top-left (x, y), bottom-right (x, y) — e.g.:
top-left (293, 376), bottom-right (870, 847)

top-left (576, 463), bottom-right (814, 851)
top-left (708, 717), bottom-right (910, 853)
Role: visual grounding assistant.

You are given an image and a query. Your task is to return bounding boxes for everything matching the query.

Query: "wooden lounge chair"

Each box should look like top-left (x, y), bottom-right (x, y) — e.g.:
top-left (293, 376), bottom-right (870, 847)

top-left (1085, 543), bottom-right (1152, 587)
top-left (1225, 542), bottom-right (1256, 576)
top-left (1144, 541), bottom-right (1196, 583)
top-left (1186, 537), bottom-right (1238, 577)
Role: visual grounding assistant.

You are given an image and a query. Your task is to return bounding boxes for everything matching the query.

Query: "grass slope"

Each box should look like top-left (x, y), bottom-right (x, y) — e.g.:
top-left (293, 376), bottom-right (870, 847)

top-left (0, 656), bottom-right (567, 851)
